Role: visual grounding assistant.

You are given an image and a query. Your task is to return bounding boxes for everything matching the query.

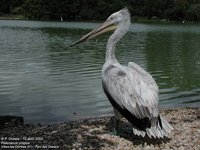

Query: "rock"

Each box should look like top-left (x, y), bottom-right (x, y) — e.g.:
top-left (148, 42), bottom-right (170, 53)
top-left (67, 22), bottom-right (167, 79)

top-left (0, 115), bottom-right (24, 127)
top-left (0, 108), bottom-right (199, 150)
top-left (178, 146), bottom-right (185, 150)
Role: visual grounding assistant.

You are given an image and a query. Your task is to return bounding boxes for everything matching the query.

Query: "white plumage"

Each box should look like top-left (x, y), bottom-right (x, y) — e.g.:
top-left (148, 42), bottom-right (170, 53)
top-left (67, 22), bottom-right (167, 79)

top-left (71, 8), bottom-right (173, 138)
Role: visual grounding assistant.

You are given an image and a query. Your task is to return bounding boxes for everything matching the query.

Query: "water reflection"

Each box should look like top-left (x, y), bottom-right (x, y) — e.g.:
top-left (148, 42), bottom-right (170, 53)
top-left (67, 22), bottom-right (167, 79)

top-left (0, 20), bottom-right (199, 123)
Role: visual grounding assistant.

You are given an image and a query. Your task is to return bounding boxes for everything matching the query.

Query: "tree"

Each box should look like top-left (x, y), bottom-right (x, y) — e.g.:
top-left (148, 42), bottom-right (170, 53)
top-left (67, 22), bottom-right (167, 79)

top-left (187, 4), bottom-right (200, 21)
top-left (1, 0), bottom-right (200, 22)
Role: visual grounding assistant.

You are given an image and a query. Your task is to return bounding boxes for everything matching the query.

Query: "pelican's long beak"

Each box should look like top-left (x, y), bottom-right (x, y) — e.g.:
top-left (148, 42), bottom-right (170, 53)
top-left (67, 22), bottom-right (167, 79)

top-left (70, 20), bottom-right (117, 47)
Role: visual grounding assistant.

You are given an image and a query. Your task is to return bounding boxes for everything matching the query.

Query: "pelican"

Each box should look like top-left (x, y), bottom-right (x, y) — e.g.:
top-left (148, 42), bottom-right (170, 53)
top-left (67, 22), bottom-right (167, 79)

top-left (70, 8), bottom-right (173, 138)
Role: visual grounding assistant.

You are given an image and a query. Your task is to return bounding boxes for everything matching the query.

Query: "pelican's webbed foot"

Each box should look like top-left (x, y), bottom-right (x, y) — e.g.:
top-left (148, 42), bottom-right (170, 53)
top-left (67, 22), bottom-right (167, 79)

top-left (113, 119), bottom-right (133, 135)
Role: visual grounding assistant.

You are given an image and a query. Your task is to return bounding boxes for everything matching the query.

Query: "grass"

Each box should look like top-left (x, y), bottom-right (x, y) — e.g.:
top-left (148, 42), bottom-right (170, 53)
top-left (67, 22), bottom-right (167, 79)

top-left (0, 14), bottom-right (26, 20)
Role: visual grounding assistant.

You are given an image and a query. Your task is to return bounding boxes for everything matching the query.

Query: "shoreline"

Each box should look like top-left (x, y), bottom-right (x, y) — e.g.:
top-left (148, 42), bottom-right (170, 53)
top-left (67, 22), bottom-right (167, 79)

top-left (0, 16), bottom-right (200, 25)
top-left (0, 107), bottom-right (199, 149)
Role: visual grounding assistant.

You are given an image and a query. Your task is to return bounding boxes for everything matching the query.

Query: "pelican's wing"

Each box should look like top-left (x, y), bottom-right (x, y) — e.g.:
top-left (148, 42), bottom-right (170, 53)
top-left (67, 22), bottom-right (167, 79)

top-left (127, 62), bottom-right (159, 108)
top-left (102, 63), bottom-right (159, 123)
top-left (128, 62), bottom-right (156, 83)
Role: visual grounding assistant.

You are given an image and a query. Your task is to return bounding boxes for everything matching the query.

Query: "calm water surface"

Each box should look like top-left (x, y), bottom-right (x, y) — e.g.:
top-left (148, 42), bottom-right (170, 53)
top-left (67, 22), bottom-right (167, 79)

top-left (0, 20), bottom-right (200, 123)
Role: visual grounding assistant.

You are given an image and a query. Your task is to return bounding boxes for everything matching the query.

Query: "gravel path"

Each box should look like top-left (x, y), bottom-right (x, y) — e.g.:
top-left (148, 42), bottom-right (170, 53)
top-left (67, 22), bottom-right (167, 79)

top-left (0, 107), bottom-right (199, 150)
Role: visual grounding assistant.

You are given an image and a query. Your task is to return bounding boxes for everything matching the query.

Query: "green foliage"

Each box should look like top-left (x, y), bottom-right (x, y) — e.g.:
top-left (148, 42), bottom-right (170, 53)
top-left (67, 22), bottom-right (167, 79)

top-left (0, 0), bottom-right (200, 22)
top-left (187, 4), bottom-right (200, 21)
top-left (0, 0), bottom-right (24, 13)
top-left (0, 0), bottom-right (11, 13)
top-left (11, 7), bottom-right (23, 15)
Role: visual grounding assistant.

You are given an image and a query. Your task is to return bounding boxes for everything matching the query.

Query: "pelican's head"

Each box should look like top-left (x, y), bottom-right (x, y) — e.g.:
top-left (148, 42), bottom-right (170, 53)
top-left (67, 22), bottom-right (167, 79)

top-left (107, 8), bottom-right (130, 26)
top-left (70, 8), bottom-right (130, 47)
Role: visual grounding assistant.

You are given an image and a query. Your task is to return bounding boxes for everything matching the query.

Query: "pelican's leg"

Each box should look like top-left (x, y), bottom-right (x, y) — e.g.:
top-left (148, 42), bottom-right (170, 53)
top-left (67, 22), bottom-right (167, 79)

top-left (113, 108), bottom-right (122, 133)
top-left (113, 108), bottom-right (133, 134)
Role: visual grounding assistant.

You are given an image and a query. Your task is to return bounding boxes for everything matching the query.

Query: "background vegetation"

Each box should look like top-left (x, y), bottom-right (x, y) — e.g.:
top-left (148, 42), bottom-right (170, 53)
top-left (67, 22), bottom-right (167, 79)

top-left (0, 0), bottom-right (200, 22)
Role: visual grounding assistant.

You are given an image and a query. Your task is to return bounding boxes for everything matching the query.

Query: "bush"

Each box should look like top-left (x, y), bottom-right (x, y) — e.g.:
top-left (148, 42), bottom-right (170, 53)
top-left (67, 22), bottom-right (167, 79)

top-left (11, 6), bottom-right (23, 15)
top-left (187, 4), bottom-right (200, 21)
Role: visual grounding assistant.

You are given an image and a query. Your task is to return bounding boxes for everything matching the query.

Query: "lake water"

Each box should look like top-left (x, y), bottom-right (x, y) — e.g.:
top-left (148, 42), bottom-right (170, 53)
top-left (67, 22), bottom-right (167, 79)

top-left (0, 20), bottom-right (200, 123)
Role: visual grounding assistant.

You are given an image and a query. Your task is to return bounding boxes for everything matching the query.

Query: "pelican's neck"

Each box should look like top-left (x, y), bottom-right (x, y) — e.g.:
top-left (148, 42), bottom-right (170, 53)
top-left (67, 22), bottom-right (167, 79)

top-left (106, 20), bottom-right (130, 63)
top-left (106, 34), bottom-right (117, 63)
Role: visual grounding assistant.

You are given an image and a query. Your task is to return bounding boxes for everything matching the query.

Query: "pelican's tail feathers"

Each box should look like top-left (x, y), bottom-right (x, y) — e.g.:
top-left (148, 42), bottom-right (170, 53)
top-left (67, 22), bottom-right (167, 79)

top-left (132, 116), bottom-right (173, 138)
top-left (132, 128), bottom-right (146, 137)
